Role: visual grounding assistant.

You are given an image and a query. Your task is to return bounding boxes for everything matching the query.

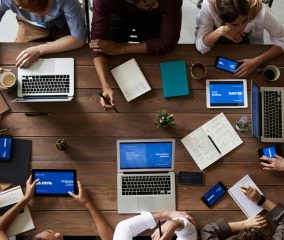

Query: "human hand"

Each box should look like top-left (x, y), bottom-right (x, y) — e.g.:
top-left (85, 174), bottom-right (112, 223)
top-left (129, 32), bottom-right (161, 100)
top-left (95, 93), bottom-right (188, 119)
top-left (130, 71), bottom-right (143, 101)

top-left (89, 39), bottom-right (123, 55)
top-left (242, 215), bottom-right (267, 230)
top-left (16, 46), bottom-right (42, 68)
top-left (260, 154), bottom-right (284, 171)
top-left (234, 58), bottom-right (261, 78)
top-left (24, 175), bottom-right (39, 201)
top-left (164, 211), bottom-right (196, 225)
top-left (100, 87), bottom-right (115, 111)
top-left (239, 185), bottom-right (261, 203)
top-left (222, 25), bottom-right (245, 43)
top-left (68, 181), bottom-right (92, 206)
top-left (151, 220), bottom-right (182, 240)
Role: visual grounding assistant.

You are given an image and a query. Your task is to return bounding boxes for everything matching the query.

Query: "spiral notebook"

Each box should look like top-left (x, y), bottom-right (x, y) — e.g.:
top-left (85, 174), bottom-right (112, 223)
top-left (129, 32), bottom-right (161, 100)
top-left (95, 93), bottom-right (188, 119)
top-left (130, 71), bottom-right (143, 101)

top-left (228, 175), bottom-right (264, 218)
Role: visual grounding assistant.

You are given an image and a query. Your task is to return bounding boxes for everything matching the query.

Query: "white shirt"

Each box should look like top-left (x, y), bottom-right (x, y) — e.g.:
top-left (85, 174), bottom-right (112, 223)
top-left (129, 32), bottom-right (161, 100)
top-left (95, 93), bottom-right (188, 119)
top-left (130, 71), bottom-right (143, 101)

top-left (113, 212), bottom-right (198, 240)
top-left (195, 0), bottom-right (284, 54)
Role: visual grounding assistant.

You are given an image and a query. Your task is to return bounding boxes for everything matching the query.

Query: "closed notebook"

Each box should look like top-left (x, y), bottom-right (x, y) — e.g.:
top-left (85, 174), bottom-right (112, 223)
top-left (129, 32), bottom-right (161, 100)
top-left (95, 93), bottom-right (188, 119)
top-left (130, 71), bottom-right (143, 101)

top-left (160, 60), bottom-right (189, 98)
top-left (111, 58), bottom-right (151, 102)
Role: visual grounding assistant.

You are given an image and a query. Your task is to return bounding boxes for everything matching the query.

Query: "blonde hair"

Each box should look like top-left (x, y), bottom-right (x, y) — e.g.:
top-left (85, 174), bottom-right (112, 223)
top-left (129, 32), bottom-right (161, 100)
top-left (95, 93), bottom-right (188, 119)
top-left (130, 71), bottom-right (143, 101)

top-left (247, 0), bottom-right (262, 19)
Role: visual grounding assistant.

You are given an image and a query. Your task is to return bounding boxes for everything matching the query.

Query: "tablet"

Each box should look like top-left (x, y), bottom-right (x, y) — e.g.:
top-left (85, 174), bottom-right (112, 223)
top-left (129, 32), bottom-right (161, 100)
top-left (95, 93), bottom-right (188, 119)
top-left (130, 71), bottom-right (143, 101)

top-left (206, 79), bottom-right (248, 108)
top-left (32, 169), bottom-right (77, 196)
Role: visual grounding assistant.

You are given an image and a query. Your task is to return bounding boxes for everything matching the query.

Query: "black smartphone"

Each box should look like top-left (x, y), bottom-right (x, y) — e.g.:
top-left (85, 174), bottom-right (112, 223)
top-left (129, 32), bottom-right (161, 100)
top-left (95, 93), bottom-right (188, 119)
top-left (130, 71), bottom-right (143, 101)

top-left (215, 56), bottom-right (240, 73)
top-left (201, 181), bottom-right (227, 207)
top-left (178, 171), bottom-right (204, 185)
top-left (0, 135), bottom-right (13, 162)
top-left (258, 145), bottom-right (282, 158)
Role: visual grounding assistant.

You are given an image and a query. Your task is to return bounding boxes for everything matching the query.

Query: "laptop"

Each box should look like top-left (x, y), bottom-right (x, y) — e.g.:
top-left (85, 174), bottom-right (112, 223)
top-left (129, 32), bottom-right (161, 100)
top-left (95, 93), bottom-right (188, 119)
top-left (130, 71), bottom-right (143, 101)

top-left (13, 58), bottom-right (74, 102)
top-left (251, 81), bottom-right (284, 142)
top-left (117, 139), bottom-right (176, 214)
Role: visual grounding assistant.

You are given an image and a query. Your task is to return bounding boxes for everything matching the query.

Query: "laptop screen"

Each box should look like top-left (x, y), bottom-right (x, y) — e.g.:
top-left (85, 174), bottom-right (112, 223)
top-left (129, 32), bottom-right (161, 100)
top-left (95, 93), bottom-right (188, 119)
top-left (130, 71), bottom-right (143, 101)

top-left (119, 141), bottom-right (173, 170)
top-left (251, 82), bottom-right (261, 138)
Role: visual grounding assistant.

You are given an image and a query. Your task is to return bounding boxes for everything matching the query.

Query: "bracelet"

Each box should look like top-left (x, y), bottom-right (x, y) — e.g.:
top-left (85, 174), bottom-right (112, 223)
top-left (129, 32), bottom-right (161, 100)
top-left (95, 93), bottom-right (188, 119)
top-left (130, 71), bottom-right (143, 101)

top-left (257, 195), bottom-right (266, 206)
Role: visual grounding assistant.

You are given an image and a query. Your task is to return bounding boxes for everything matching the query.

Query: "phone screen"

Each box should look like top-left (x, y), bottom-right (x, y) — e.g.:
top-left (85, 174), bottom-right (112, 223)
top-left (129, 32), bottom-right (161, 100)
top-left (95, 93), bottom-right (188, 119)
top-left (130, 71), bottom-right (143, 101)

top-left (0, 136), bottom-right (13, 161)
top-left (258, 146), bottom-right (281, 158)
top-left (201, 181), bottom-right (227, 207)
top-left (215, 57), bottom-right (239, 73)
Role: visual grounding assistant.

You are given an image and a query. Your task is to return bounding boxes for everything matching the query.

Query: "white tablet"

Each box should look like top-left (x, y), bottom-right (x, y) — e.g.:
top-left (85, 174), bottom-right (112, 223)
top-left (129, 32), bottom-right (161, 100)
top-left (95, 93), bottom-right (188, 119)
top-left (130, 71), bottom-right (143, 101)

top-left (206, 79), bottom-right (248, 108)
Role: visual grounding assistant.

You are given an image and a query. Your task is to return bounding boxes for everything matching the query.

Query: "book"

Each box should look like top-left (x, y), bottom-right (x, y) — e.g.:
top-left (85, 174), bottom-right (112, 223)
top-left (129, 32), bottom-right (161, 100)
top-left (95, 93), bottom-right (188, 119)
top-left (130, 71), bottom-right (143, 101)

top-left (181, 113), bottom-right (242, 170)
top-left (0, 186), bottom-right (35, 236)
top-left (0, 92), bottom-right (9, 115)
top-left (111, 58), bottom-right (151, 102)
top-left (228, 175), bottom-right (264, 218)
top-left (160, 60), bottom-right (189, 98)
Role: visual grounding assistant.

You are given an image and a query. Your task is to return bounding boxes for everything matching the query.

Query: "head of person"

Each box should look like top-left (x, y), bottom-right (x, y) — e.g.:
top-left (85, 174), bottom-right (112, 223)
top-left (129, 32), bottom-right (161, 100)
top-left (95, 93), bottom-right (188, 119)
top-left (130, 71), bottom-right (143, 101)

top-left (14, 0), bottom-right (52, 16)
top-left (27, 230), bottom-right (63, 240)
top-left (233, 228), bottom-right (273, 240)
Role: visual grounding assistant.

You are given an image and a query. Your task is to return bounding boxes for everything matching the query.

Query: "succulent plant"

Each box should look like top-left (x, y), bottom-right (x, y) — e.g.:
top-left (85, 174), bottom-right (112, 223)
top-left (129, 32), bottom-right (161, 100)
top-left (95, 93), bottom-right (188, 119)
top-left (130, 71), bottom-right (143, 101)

top-left (155, 109), bottom-right (175, 128)
top-left (56, 138), bottom-right (68, 151)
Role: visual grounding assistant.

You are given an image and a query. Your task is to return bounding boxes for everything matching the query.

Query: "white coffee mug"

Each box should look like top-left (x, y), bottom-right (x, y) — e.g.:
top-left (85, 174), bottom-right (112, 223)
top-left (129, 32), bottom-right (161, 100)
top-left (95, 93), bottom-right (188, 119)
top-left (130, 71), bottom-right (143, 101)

top-left (0, 72), bottom-right (17, 89)
top-left (262, 65), bottom-right (280, 82)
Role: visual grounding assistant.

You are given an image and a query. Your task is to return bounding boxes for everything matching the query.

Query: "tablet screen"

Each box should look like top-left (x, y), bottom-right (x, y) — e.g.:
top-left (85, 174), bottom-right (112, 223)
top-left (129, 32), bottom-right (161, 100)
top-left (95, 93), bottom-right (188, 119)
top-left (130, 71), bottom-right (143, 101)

top-left (209, 81), bottom-right (246, 107)
top-left (32, 170), bottom-right (77, 196)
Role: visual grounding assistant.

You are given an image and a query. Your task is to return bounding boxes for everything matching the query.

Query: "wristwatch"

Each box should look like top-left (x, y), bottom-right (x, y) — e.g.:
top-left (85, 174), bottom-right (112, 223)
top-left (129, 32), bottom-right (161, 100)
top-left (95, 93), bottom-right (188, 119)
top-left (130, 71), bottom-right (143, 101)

top-left (257, 195), bottom-right (266, 206)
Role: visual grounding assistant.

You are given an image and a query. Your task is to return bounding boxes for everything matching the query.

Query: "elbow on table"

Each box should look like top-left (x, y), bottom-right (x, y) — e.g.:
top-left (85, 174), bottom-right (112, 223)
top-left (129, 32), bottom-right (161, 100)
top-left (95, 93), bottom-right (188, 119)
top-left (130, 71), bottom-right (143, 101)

top-left (148, 37), bottom-right (179, 55)
top-left (195, 40), bottom-right (211, 54)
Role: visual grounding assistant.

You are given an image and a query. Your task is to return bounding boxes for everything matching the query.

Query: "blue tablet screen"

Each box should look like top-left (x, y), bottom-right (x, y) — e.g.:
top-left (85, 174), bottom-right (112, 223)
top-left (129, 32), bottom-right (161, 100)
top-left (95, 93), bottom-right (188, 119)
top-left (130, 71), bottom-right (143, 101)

top-left (0, 136), bottom-right (12, 160)
top-left (209, 81), bottom-right (245, 106)
top-left (202, 182), bottom-right (227, 207)
top-left (263, 146), bottom-right (276, 158)
top-left (216, 57), bottom-right (238, 73)
top-left (120, 142), bottom-right (173, 169)
top-left (34, 171), bottom-right (75, 195)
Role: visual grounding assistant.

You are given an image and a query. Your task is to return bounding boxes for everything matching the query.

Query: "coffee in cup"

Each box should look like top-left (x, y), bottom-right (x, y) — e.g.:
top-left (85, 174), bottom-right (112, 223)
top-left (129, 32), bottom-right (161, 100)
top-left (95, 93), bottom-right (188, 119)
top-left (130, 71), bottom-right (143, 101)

top-left (191, 63), bottom-right (207, 80)
top-left (262, 65), bottom-right (280, 82)
top-left (0, 72), bottom-right (17, 89)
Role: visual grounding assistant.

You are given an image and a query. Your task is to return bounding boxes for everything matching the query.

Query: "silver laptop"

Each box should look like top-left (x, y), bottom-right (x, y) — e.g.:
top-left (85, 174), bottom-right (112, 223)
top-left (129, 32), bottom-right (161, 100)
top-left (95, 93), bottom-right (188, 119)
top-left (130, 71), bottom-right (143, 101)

top-left (117, 139), bottom-right (176, 214)
top-left (13, 58), bottom-right (74, 102)
top-left (251, 82), bottom-right (284, 142)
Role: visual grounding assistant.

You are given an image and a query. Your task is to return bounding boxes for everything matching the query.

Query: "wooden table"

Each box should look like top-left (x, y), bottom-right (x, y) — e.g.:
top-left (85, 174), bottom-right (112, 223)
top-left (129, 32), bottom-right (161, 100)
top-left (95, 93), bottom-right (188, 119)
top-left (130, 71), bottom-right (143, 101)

top-left (1, 43), bottom-right (284, 236)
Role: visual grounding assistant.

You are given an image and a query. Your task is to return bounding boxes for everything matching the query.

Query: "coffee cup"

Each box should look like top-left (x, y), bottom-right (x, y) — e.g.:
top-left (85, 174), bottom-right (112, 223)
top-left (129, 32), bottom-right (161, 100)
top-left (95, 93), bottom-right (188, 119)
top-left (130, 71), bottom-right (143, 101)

top-left (0, 72), bottom-right (17, 89)
top-left (262, 65), bottom-right (280, 82)
top-left (191, 63), bottom-right (207, 80)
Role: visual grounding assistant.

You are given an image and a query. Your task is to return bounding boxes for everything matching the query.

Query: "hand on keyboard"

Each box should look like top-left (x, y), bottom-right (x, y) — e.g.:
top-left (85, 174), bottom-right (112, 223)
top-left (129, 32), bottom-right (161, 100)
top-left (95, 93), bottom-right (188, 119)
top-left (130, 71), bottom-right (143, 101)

top-left (16, 46), bottom-right (42, 68)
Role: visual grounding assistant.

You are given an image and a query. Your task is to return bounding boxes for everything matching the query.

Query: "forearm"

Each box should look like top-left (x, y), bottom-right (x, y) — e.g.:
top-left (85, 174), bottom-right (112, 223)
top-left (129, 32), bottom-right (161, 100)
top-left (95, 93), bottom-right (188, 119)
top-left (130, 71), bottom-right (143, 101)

top-left (0, 197), bottom-right (29, 231)
top-left (228, 221), bottom-right (246, 233)
top-left (37, 35), bottom-right (86, 55)
top-left (202, 27), bottom-right (224, 48)
top-left (120, 42), bottom-right (147, 55)
top-left (93, 57), bottom-right (111, 90)
top-left (262, 198), bottom-right (277, 212)
top-left (254, 45), bottom-right (283, 65)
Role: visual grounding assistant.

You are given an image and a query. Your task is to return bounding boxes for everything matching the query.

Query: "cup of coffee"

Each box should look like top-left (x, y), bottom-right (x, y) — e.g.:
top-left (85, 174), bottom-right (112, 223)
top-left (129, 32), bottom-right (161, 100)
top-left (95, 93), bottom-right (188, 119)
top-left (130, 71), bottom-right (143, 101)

top-left (262, 65), bottom-right (280, 82)
top-left (0, 72), bottom-right (17, 90)
top-left (191, 63), bottom-right (207, 80)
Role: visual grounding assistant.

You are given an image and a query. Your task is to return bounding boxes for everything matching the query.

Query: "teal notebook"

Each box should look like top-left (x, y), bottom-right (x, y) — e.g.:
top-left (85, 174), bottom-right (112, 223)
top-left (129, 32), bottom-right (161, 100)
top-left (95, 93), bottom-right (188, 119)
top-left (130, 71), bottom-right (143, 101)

top-left (160, 60), bottom-right (190, 98)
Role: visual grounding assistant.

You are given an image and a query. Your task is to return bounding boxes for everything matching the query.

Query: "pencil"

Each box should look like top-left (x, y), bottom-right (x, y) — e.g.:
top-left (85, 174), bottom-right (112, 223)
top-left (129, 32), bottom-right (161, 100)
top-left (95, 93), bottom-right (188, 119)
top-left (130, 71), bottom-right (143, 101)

top-left (158, 220), bottom-right (162, 237)
top-left (99, 93), bottom-right (119, 113)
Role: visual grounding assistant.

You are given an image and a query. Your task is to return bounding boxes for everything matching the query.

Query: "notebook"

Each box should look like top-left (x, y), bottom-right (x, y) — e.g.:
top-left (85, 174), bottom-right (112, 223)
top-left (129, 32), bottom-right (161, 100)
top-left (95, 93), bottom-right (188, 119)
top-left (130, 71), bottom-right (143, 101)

top-left (0, 186), bottom-right (35, 236)
top-left (0, 92), bottom-right (9, 115)
top-left (181, 113), bottom-right (242, 170)
top-left (160, 60), bottom-right (189, 98)
top-left (111, 58), bottom-right (151, 102)
top-left (228, 175), bottom-right (264, 218)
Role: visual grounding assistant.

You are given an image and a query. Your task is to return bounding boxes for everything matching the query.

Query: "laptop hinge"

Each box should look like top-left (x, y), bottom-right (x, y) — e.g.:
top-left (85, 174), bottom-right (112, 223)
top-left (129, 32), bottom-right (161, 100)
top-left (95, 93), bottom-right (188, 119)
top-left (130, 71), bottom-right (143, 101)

top-left (123, 171), bottom-right (169, 174)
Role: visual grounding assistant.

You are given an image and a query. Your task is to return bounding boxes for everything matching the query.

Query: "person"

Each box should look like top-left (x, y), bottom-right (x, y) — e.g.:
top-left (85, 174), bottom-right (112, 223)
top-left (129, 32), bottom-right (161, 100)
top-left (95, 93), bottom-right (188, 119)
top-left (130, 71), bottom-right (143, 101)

top-left (90, 0), bottom-right (182, 110)
top-left (259, 154), bottom-right (284, 171)
top-left (195, 0), bottom-right (284, 78)
top-left (200, 185), bottom-right (284, 239)
top-left (0, 0), bottom-right (87, 68)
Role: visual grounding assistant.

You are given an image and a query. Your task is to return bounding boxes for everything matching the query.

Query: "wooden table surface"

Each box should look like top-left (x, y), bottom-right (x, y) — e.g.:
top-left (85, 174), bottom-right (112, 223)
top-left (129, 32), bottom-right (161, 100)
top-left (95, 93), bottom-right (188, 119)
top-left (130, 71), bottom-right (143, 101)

top-left (1, 43), bottom-right (284, 236)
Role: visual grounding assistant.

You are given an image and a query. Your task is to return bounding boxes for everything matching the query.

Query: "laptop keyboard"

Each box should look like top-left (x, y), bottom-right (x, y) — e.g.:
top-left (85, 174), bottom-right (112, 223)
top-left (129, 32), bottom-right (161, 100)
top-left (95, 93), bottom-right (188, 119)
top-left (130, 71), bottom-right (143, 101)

top-left (263, 90), bottom-right (282, 138)
top-left (122, 175), bottom-right (171, 195)
top-left (21, 75), bottom-right (70, 94)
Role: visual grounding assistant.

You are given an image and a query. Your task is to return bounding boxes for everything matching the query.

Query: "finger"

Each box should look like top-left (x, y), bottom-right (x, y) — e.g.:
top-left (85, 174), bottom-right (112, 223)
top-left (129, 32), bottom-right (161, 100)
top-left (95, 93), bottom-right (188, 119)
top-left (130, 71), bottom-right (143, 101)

top-left (68, 191), bottom-right (77, 198)
top-left (234, 68), bottom-right (247, 78)
top-left (151, 230), bottom-right (158, 240)
top-left (16, 50), bottom-right (26, 62)
top-left (259, 155), bottom-right (271, 161)
top-left (32, 179), bottom-right (40, 186)
top-left (27, 175), bottom-right (32, 184)
top-left (92, 48), bottom-right (103, 53)
top-left (77, 181), bottom-right (82, 193)
top-left (260, 161), bottom-right (274, 168)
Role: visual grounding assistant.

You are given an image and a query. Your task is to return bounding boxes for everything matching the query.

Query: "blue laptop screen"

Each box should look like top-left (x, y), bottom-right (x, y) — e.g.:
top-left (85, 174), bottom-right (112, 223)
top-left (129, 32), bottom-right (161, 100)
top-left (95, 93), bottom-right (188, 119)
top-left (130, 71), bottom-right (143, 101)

top-left (120, 142), bottom-right (173, 169)
top-left (209, 81), bottom-right (245, 106)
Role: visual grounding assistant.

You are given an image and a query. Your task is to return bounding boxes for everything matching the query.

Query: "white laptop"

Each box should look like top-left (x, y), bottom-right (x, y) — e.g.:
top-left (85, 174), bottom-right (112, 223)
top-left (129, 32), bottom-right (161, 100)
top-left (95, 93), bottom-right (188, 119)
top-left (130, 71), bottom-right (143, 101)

top-left (117, 139), bottom-right (176, 214)
top-left (13, 58), bottom-right (74, 102)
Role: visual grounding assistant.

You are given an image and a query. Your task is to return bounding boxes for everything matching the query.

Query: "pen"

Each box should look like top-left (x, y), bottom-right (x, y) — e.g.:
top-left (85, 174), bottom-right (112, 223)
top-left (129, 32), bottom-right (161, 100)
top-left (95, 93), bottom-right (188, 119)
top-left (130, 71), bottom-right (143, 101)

top-left (25, 112), bottom-right (53, 116)
top-left (99, 93), bottom-right (119, 113)
top-left (158, 220), bottom-right (162, 238)
top-left (208, 135), bottom-right (222, 155)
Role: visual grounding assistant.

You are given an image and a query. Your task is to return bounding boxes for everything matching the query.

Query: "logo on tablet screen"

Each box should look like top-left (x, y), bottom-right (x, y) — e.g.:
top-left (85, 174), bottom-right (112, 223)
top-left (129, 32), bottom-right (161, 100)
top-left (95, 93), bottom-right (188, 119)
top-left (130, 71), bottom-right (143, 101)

top-left (228, 92), bottom-right (242, 95)
top-left (37, 181), bottom-right (53, 186)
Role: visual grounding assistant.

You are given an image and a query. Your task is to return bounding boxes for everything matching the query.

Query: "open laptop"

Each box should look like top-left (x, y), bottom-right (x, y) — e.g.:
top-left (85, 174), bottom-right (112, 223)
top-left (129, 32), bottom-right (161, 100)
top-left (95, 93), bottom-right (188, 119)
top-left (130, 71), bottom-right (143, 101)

top-left (117, 139), bottom-right (176, 214)
top-left (251, 81), bottom-right (284, 142)
top-left (13, 58), bottom-right (74, 102)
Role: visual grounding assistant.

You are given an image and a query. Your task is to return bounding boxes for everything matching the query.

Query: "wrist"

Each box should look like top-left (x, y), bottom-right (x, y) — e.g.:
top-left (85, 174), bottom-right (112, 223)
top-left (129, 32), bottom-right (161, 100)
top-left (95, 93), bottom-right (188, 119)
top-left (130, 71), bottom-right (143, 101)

top-left (37, 45), bottom-right (45, 56)
top-left (257, 195), bottom-right (266, 206)
top-left (218, 26), bottom-right (227, 37)
top-left (254, 56), bottom-right (263, 66)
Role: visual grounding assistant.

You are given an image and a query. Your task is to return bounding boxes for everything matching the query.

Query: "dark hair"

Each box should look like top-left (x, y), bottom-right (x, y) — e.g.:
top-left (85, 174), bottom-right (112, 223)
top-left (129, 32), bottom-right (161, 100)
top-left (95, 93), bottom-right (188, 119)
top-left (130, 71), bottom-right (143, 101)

top-left (233, 228), bottom-right (273, 240)
top-left (14, 0), bottom-right (49, 12)
top-left (216, 0), bottom-right (250, 23)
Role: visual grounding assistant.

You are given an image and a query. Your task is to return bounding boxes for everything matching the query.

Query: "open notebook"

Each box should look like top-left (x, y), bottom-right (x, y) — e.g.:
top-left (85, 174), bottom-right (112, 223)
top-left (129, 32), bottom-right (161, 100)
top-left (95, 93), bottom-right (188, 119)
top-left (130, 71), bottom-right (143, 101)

top-left (181, 113), bottom-right (243, 170)
top-left (228, 175), bottom-right (264, 218)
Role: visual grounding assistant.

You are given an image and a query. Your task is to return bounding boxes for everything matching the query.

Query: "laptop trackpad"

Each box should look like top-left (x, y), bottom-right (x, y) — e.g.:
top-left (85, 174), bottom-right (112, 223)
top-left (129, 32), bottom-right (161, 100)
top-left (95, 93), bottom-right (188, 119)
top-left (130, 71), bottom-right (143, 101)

top-left (28, 59), bottom-right (55, 73)
top-left (137, 197), bottom-right (155, 212)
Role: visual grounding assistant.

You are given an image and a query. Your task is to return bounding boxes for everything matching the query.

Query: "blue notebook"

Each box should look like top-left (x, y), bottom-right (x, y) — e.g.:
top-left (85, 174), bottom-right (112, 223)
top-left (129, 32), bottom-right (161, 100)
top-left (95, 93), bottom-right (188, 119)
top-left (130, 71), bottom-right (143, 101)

top-left (160, 60), bottom-right (190, 98)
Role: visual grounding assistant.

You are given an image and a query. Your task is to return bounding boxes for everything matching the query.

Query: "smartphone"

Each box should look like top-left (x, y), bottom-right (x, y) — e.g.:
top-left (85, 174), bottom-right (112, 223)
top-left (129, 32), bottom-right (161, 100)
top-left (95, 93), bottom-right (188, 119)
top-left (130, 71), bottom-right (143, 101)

top-left (215, 56), bottom-right (240, 73)
top-left (258, 145), bottom-right (282, 158)
top-left (0, 135), bottom-right (13, 162)
top-left (178, 171), bottom-right (204, 185)
top-left (201, 181), bottom-right (227, 207)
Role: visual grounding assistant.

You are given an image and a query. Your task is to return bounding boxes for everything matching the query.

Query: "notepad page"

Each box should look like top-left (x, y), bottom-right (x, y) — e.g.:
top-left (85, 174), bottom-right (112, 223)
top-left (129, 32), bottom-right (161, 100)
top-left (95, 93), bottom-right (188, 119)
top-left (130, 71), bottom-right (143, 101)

top-left (181, 127), bottom-right (221, 170)
top-left (202, 113), bottom-right (243, 155)
top-left (111, 58), bottom-right (151, 102)
top-left (228, 175), bottom-right (263, 218)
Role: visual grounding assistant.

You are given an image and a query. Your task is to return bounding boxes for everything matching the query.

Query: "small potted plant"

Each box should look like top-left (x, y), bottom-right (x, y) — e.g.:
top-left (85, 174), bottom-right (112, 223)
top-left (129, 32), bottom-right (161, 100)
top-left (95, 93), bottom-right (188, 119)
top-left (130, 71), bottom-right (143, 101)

top-left (56, 138), bottom-right (68, 151)
top-left (155, 109), bottom-right (175, 128)
top-left (236, 116), bottom-right (251, 132)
